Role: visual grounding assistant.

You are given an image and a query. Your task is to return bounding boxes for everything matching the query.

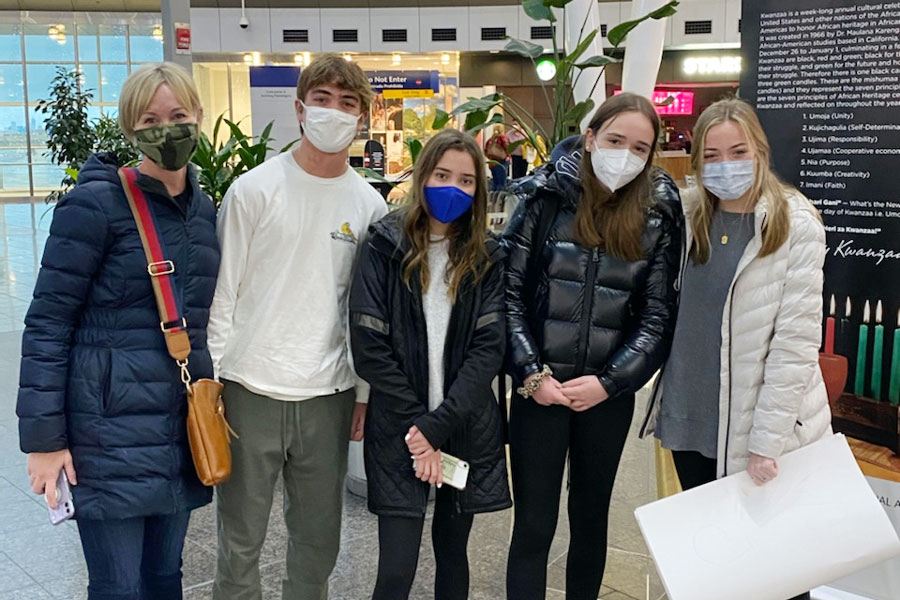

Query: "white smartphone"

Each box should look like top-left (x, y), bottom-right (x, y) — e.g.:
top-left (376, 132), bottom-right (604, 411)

top-left (48, 470), bottom-right (75, 525)
top-left (412, 452), bottom-right (470, 491)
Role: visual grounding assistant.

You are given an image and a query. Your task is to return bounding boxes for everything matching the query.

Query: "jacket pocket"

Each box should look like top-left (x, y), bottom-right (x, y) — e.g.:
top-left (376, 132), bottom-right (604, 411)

top-left (99, 349), bottom-right (113, 414)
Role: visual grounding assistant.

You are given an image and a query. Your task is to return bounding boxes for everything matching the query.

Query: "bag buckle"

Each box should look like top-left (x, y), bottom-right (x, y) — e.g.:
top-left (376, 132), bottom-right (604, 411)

top-left (148, 260), bottom-right (175, 277)
top-left (160, 318), bottom-right (187, 333)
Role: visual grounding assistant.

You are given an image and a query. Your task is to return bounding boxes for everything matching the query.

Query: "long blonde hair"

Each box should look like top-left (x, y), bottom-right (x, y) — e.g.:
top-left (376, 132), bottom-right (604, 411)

top-left (690, 98), bottom-right (792, 263)
top-left (401, 129), bottom-right (491, 300)
top-left (576, 93), bottom-right (660, 261)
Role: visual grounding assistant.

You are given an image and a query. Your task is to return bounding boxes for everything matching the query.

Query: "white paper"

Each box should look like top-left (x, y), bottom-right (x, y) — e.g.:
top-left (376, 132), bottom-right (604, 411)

top-left (826, 475), bottom-right (900, 600)
top-left (634, 434), bottom-right (900, 600)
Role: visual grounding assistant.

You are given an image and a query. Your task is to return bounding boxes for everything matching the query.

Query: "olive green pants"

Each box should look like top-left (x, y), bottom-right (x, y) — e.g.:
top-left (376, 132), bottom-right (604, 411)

top-left (213, 381), bottom-right (355, 600)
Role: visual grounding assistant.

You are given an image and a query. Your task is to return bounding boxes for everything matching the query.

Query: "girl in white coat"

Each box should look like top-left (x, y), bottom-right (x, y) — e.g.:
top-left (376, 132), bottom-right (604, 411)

top-left (642, 98), bottom-right (831, 540)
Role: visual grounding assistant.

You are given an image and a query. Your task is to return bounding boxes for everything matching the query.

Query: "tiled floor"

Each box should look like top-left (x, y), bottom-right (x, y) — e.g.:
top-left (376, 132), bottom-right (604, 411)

top-left (0, 200), bottom-right (664, 599)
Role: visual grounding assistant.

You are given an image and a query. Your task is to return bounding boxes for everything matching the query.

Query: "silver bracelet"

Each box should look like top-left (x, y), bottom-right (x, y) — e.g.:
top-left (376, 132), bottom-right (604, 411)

top-left (517, 365), bottom-right (553, 398)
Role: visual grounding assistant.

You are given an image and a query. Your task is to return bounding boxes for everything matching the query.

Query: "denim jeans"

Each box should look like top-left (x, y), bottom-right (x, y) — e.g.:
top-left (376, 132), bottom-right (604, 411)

top-left (76, 511), bottom-right (190, 600)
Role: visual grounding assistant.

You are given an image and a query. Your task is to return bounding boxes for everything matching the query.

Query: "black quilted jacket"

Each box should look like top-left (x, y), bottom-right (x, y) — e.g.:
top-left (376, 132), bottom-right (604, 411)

top-left (349, 211), bottom-right (512, 518)
top-left (503, 146), bottom-right (682, 397)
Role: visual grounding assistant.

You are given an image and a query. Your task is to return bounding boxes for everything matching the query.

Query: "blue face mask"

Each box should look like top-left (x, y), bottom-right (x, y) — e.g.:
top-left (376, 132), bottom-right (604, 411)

top-left (423, 186), bottom-right (474, 224)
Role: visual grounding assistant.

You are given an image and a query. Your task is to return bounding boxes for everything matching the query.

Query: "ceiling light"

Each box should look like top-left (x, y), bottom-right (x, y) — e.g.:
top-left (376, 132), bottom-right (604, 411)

top-left (343, 53), bottom-right (353, 62)
top-left (391, 53), bottom-right (401, 66)
top-left (441, 53), bottom-right (450, 65)
top-left (302, 51), bottom-right (311, 66)
top-left (56, 33), bottom-right (67, 45)
top-left (48, 25), bottom-right (58, 38)
top-left (243, 53), bottom-right (253, 63)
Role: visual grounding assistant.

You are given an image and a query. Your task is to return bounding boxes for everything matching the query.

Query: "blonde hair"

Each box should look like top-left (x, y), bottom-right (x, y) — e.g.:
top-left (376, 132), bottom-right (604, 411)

top-left (296, 53), bottom-right (374, 114)
top-left (690, 98), bottom-right (792, 263)
top-left (118, 62), bottom-right (202, 141)
top-left (401, 129), bottom-right (491, 300)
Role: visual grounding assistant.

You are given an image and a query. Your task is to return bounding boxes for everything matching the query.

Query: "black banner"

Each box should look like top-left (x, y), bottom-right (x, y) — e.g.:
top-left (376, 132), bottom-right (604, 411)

top-left (741, 1), bottom-right (900, 417)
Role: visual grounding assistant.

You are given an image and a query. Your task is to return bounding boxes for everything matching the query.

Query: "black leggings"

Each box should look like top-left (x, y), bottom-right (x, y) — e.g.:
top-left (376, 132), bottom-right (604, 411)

top-left (372, 486), bottom-right (474, 600)
top-left (671, 450), bottom-right (811, 600)
top-left (507, 393), bottom-right (635, 600)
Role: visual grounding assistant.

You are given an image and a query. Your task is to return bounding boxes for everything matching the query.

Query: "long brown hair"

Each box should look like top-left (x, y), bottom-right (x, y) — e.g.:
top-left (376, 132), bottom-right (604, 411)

top-left (401, 129), bottom-right (491, 300)
top-left (690, 98), bottom-right (795, 263)
top-left (575, 93), bottom-right (660, 261)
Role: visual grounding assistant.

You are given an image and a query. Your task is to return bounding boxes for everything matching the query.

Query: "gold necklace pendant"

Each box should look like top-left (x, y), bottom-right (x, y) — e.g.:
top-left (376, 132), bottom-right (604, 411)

top-left (721, 234), bottom-right (729, 245)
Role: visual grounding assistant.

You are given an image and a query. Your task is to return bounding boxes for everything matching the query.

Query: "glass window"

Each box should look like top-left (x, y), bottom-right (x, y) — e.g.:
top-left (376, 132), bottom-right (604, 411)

top-left (24, 23), bottom-right (75, 62)
top-left (77, 24), bottom-right (99, 62)
top-left (100, 64), bottom-right (128, 103)
top-left (0, 64), bottom-right (25, 102)
top-left (32, 163), bottom-right (66, 192)
top-left (98, 25), bottom-right (127, 63)
top-left (0, 164), bottom-right (32, 194)
top-left (0, 24), bottom-right (22, 62)
top-left (130, 25), bottom-right (164, 63)
top-left (79, 64), bottom-right (100, 100)
top-left (28, 107), bottom-right (51, 163)
top-left (0, 106), bottom-right (28, 165)
top-left (86, 105), bottom-right (103, 124)
top-left (26, 64), bottom-right (77, 104)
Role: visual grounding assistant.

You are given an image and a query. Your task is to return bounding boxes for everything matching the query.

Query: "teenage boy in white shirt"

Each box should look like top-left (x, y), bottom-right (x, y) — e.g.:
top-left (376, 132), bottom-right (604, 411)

top-left (209, 54), bottom-right (387, 600)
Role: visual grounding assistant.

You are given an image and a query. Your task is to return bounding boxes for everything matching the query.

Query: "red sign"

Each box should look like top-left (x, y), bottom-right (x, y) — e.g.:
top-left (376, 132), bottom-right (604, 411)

top-left (614, 89), bottom-right (695, 116)
top-left (175, 23), bottom-right (190, 54)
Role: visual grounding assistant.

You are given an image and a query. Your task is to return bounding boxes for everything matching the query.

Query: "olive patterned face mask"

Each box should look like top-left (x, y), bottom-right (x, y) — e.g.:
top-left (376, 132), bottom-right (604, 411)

top-left (133, 122), bottom-right (199, 171)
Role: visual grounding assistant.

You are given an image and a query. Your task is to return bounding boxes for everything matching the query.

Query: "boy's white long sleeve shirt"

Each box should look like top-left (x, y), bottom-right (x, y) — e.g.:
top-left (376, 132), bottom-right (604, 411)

top-left (207, 150), bottom-right (387, 402)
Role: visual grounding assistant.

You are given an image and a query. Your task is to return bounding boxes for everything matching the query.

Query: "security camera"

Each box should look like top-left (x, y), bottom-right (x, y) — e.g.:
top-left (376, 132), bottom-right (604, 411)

top-left (239, 15), bottom-right (250, 29)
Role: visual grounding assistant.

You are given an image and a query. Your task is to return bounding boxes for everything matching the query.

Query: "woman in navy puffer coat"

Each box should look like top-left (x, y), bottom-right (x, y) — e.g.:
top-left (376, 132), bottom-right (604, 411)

top-left (16, 63), bottom-right (219, 600)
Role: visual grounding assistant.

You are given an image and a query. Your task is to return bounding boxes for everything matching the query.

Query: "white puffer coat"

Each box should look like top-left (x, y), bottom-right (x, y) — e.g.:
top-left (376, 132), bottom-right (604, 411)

top-left (641, 186), bottom-right (832, 477)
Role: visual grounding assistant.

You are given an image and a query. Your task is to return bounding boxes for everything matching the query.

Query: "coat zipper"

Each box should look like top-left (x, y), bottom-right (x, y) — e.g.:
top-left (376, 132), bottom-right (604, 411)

top-left (574, 248), bottom-right (600, 375)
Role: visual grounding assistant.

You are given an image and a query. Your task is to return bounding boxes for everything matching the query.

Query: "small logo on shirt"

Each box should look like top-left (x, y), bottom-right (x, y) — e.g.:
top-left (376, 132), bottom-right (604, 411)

top-left (331, 222), bottom-right (358, 245)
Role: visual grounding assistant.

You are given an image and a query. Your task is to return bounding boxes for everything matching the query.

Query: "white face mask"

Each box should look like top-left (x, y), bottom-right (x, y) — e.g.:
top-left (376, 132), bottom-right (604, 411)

top-left (702, 159), bottom-right (755, 201)
top-left (590, 146), bottom-right (647, 192)
top-left (300, 102), bottom-right (360, 153)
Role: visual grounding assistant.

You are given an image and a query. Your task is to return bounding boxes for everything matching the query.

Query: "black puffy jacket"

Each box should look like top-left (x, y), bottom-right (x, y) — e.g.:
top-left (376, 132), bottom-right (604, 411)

top-left (349, 211), bottom-right (512, 518)
top-left (503, 147), bottom-right (682, 397)
top-left (17, 153), bottom-right (219, 520)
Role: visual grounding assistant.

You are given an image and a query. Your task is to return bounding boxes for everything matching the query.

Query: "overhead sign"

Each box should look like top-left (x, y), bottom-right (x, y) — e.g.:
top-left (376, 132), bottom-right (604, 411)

top-left (249, 66), bottom-right (302, 156)
top-left (366, 70), bottom-right (440, 94)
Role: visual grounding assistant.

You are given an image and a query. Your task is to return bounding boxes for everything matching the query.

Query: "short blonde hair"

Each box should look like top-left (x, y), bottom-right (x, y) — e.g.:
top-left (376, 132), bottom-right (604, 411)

top-left (118, 62), bottom-right (202, 141)
top-left (296, 53), bottom-right (373, 114)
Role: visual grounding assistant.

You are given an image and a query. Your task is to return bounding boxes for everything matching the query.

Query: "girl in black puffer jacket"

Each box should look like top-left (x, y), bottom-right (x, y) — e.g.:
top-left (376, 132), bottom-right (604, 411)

top-left (350, 129), bottom-right (511, 600)
top-left (502, 93), bottom-right (682, 600)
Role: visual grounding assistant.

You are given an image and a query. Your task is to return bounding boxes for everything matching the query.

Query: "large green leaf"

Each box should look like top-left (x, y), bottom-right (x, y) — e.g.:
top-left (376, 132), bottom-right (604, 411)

top-left (522, 0), bottom-right (555, 22)
top-left (504, 37), bottom-right (545, 59)
top-left (607, 0), bottom-right (679, 48)
top-left (453, 94), bottom-right (502, 115)
top-left (65, 167), bottom-right (79, 181)
top-left (565, 99), bottom-right (595, 128)
top-left (466, 113), bottom-right (505, 136)
top-left (543, 0), bottom-right (572, 7)
top-left (565, 29), bottom-right (597, 65)
top-left (464, 109), bottom-right (490, 131)
top-left (405, 138), bottom-right (423, 164)
top-left (432, 109), bottom-right (450, 130)
top-left (574, 54), bottom-right (620, 69)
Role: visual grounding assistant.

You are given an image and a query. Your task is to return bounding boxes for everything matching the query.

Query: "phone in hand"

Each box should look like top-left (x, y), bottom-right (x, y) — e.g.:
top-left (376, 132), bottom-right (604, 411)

top-left (412, 452), bottom-right (470, 490)
top-left (48, 470), bottom-right (75, 525)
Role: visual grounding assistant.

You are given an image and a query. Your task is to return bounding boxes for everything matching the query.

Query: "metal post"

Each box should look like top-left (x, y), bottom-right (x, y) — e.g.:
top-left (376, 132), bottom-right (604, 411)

top-left (160, 0), bottom-right (192, 71)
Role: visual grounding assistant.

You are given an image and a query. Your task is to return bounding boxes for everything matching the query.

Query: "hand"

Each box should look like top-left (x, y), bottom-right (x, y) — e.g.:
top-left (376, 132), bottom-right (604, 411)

top-left (414, 450), bottom-right (444, 487)
top-left (27, 449), bottom-right (76, 510)
top-left (561, 376), bottom-right (609, 412)
top-left (350, 402), bottom-right (366, 442)
top-left (747, 453), bottom-right (778, 486)
top-left (531, 375), bottom-right (570, 407)
top-left (405, 426), bottom-right (434, 459)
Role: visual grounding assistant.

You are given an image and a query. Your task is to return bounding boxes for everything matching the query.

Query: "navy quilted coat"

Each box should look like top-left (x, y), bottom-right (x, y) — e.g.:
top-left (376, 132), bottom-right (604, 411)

top-left (17, 153), bottom-right (219, 520)
top-left (349, 211), bottom-right (512, 518)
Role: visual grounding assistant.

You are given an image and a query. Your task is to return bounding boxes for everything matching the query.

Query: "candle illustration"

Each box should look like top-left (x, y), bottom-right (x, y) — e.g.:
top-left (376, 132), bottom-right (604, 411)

top-left (890, 308), bottom-right (900, 406)
top-left (841, 297), bottom-right (852, 337)
top-left (825, 294), bottom-right (836, 354)
top-left (855, 300), bottom-right (870, 396)
top-left (871, 300), bottom-right (884, 401)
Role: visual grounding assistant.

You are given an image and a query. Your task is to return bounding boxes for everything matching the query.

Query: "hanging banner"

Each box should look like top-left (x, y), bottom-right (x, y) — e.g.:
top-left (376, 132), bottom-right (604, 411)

top-left (249, 66), bottom-right (302, 155)
top-left (742, 1), bottom-right (900, 598)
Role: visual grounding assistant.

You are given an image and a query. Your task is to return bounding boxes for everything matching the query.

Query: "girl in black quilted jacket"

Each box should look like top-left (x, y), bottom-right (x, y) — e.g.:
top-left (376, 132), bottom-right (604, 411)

top-left (502, 93), bottom-right (682, 599)
top-left (349, 129), bottom-right (511, 600)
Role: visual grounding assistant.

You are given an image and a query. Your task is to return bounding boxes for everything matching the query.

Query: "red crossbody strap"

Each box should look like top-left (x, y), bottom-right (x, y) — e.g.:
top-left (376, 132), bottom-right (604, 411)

top-left (118, 167), bottom-right (193, 369)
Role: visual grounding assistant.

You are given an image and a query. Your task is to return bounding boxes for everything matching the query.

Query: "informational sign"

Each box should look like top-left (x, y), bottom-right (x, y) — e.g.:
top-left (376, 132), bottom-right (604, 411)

top-left (249, 66), bottom-right (302, 156)
top-left (174, 23), bottom-right (190, 55)
top-left (367, 70), bottom-right (440, 99)
top-left (742, 2), bottom-right (900, 597)
top-left (741, 0), bottom-right (900, 403)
